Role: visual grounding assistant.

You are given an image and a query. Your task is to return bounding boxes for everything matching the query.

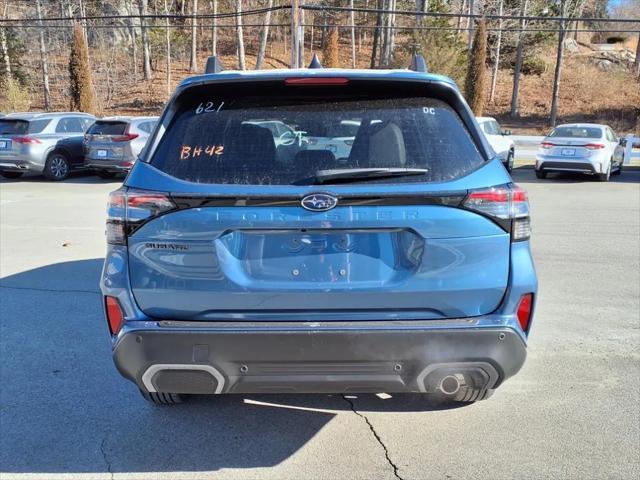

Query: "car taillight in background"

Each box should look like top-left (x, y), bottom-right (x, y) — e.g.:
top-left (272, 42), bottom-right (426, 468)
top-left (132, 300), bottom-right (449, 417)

top-left (584, 143), bottom-right (605, 150)
top-left (540, 142), bottom-right (554, 149)
top-left (112, 133), bottom-right (139, 142)
top-left (463, 185), bottom-right (531, 241)
top-left (13, 136), bottom-right (41, 144)
top-left (106, 188), bottom-right (175, 245)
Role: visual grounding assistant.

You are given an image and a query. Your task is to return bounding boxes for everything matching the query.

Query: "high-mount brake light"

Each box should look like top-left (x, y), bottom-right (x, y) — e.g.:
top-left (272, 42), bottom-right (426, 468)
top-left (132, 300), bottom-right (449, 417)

top-left (13, 136), bottom-right (41, 144)
top-left (105, 296), bottom-right (124, 335)
top-left (106, 188), bottom-right (175, 245)
top-left (516, 293), bottom-right (534, 332)
top-left (285, 77), bottom-right (349, 86)
top-left (463, 185), bottom-right (531, 241)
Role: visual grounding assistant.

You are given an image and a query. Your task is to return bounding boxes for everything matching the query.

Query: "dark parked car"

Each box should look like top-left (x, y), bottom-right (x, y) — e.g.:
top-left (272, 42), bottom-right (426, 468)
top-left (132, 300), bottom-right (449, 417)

top-left (101, 57), bottom-right (537, 405)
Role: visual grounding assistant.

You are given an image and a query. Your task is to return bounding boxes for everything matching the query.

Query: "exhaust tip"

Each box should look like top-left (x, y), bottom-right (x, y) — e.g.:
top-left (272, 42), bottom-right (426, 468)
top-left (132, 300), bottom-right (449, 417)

top-left (439, 374), bottom-right (463, 395)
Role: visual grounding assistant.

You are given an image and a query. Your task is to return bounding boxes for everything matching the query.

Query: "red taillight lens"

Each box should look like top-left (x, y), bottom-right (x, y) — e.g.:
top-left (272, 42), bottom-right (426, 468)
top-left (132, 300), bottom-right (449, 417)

top-left (540, 142), bottom-right (554, 149)
top-left (584, 143), bottom-right (605, 150)
top-left (105, 296), bottom-right (124, 335)
top-left (111, 133), bottom-right (139, 142)
top-left (13, 136), bottom-right (41, 144)
top-left (516, 293), bottom-right (534, 332)
top-left (285, 77), bottom-right (349, 86)
top-left (106, 188), bottom-right (175, 245)
top-left (463, 185), bottom-right (531, 241)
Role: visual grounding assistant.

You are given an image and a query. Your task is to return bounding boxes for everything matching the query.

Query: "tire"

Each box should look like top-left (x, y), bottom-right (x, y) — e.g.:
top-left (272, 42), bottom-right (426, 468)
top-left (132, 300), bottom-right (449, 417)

top-left (139, 390), bottom-right (185, 405)
top-left (0, 171), bottom-right (23, 179)
top-left (535, 170), bottom-right (547, 179)
top-left (613, 162), bottom-right (622, 176)
top-left (96, 170), bottom-right (117, 179)
top-left (506, 150), bottom-right (514, 173)
top-left (598, 163), bottom-right (611, 182)
top-left (43, 152), bottom-right (70, 181)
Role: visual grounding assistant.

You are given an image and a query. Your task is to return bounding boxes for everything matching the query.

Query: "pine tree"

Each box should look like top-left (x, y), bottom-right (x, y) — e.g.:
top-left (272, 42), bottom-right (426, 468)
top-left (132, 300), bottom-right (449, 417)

top-left (464, 18), bottom-right (487, 116)
top-left (69, 23), bottom-right (97, 114)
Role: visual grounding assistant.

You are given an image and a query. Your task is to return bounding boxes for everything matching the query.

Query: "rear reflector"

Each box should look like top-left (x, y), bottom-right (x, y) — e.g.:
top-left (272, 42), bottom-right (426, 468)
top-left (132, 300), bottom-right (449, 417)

top-left (105, 296), bottom-right (124, 335)
top-left (516, 293), bottom-right (533, 332)
top-left (285, 77), bottom-right (349, 86)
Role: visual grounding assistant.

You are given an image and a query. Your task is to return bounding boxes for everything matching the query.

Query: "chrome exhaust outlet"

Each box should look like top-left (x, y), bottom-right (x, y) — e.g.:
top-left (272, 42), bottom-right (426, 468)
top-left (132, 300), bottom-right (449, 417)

top-left (439, 374), bottom-right (463, 395)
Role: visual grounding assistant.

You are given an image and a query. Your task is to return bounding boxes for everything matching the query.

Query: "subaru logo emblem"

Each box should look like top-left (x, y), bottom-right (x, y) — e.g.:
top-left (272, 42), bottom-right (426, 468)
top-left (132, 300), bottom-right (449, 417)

top-left (301, 193), bottom-right (338, 212)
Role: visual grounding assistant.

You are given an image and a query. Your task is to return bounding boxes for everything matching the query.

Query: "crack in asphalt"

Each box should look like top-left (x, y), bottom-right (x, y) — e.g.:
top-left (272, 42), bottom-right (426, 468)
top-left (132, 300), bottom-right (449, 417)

top-left (342, 395), bottom-right (404, 480)
top-left (100, 438), bottom-right (114, 480)
top-left (0, 284), bottom-right (100, 295)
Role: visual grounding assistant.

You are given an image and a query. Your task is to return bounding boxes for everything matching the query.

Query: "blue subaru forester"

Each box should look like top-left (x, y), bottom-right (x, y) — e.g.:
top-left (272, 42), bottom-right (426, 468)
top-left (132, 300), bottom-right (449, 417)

top-left (101, 57), bottom-right (537, 405)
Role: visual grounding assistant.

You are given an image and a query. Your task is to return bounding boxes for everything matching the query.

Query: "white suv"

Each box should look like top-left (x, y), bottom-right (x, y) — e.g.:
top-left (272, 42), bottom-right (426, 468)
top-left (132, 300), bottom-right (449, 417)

top-left (476, 116), bottom-right (515, 172)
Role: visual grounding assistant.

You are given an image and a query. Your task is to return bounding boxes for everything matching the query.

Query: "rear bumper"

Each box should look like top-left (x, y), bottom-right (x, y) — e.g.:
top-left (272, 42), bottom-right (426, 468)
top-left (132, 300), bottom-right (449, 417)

top-left (85, 158), bottom-right (134, 172)
top-left (112, 320), bottom-right (526, 397)
top-left (536, 159), bottom-right (599, 174)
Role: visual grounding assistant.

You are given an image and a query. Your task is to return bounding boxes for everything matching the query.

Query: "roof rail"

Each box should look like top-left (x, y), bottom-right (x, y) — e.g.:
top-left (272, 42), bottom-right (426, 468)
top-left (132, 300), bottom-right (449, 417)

top-left (308, 54), bottom-right (322, 69)
top-left (204, 56), bottom-right (224, 74)
top-left (408, 54), bottom-right (428, 73)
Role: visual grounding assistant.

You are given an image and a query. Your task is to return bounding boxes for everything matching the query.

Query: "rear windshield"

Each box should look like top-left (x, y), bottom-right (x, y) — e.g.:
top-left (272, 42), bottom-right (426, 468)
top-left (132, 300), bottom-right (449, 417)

top-left (149, 94), bottom-right (484, 185)
top-left (0, 120), bottom-right (29, 135)
top-left (549, 126), bottom-right (602, 139)
top-left (87, 121), bottom-right (128, 135)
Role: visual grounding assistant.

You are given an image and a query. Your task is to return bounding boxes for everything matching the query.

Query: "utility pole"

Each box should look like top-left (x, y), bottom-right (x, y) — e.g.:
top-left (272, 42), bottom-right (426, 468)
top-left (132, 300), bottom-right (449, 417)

top-left (510, 0), bottom-right (529, 117)
top-left (550, 0), bottom-right (567, 127)
top-left (189, 0), bottom-right (198, 72)
top-left (350, 0), bottom-right (356, 68)
top-left (635, 31), bottom-right (640, 79)
top-left (36, 0), bottom-right (51, 110)
top-left (290, 0), bottom-right (300, 68)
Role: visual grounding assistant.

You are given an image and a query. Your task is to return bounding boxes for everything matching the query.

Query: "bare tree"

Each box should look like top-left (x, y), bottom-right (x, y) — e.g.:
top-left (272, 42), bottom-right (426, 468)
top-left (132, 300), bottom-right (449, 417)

top-left (236, 0), bottom-right (246, 70)
top-left (489, 0), bottom-right (504, 103)
top-left (510, 0), bottom-right (528, 117)
top-left (370, 0), bottom-right (384, 68)
top-left (164, 0), bottom-right (171, 97)
top-left (189, 0), bottom-right (198, 72)
top-left (550, 0), bottom-right (568, 126)
top-left (256, 0), bottom-right (273, 69)
top-left (635, 31), bottom-right (640, 78)
top-left (1, 3), bottom-right (11, 79)
top-left (210, 0), bottom-right (217, 56)
top-left (138, 0), bottom-right (152, 80)
top-left (36, 0), bottom-right (51, 110)
top-left (349, 0), bottom-right (356, 68)
top-left (125, 0), bottom-right (138, 79)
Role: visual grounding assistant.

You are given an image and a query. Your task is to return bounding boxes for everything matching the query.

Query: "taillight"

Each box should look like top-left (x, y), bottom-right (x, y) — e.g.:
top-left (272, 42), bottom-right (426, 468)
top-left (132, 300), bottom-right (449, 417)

top-left (516, 293), bottom-right (534, 332)
top-left (111, 133), bottom-right (139, 142)
top-left (105, 296), bottom-right (124, 335)
top-left (106, 188), bottom-right (175, 245)
top-left (540, 142), bottom-right (554, 149)
top-left (463, 185), bottom-right (531, 241)
top-left (13, 136), bottom-right (41, 144)
top-left (285, 77), bottom-right (349, 86)
top-left (584, 143), bottom-right (605, 150)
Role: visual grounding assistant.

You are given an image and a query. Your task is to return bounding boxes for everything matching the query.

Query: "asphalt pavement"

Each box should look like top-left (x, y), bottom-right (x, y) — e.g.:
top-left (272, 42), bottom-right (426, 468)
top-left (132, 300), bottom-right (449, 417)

top-left (1, 169), bottom-right (639, 480)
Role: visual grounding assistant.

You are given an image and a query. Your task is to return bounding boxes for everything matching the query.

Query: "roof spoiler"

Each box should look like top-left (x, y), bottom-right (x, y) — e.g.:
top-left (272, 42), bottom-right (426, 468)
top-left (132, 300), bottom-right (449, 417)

top-left (408, 54), bottom-right (428, 73)
top-left (204, 56), bottom-right (224, 74)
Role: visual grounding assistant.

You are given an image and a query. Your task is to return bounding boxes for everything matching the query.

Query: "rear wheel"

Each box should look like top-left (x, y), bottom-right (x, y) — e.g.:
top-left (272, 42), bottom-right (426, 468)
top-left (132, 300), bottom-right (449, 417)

top-left (598, 163), bottom-right (611, 182)
top-left (506, 150), bottom-right (514, 173)
top-left (96, 170), bottom-right (117, 179)
top-left (0, 171), bottom-right (23, 179)
top-left (139, 390), bottom-right (185, 405)
top-left (535, 170), bottom-right (547, 179)
top-left (44, 152), bottom-right (70, 181)
top-left (613, 162), bottom-right (623, 176)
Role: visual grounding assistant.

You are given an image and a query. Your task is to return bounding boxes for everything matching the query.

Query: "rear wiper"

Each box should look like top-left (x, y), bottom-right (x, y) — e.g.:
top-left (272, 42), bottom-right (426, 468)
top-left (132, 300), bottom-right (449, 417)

top-left (295, 168), bottom-right (429, 185)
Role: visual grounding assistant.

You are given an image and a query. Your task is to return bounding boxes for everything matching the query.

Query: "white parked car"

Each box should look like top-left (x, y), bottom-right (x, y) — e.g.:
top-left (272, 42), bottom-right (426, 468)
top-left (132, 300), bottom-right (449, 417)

top-left (476, 116), bottom-right (515, 172)
top-left (535, 123), bottom-right (624, 182)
